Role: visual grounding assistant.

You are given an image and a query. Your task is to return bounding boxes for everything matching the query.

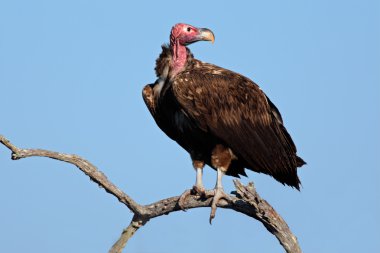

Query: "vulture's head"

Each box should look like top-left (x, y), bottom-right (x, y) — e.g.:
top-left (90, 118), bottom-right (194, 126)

top-left (170, 23), bottom-right (215, 46)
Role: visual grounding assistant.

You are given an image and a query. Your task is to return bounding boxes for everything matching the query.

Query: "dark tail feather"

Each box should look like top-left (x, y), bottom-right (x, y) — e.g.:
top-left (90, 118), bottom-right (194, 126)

top-left (278, 155), bottom-right (305, 190)
top-left (285, 173), bottom-right (301, 191)
top-left (289, 156), bottom-right (306, 191)
top-left (296, 156), bottom-right (306, 167)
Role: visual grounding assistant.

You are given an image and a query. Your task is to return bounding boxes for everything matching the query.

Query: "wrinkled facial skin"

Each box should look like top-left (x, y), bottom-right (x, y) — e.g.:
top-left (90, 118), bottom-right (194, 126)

top-left (172, 23), bottom-right (215, 46)
top-left (171, 23), bottom-right (200, 45)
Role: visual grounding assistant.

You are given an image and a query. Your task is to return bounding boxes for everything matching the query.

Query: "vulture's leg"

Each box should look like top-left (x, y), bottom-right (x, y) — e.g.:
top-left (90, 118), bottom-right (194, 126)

top-left (206, 145), bottom-right (233, 224)
top-left (193, 160), bottom-right (206, 194)
top-left (178, 160), bottom-right (205, 209)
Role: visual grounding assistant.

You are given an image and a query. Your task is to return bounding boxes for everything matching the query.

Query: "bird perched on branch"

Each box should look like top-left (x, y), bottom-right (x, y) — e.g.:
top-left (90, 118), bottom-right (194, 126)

top-left (142, 23), bottom-right (305, 223)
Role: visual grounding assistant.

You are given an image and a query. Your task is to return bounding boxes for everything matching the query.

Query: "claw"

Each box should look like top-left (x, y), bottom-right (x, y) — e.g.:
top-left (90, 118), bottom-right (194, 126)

top-left (192, 185), bottom-right (206, 197)
top-left (207, 188), bottom-right (232, 224)
top-left (178, 185), bottom-right (207, 210)
top-left (178, 189), bottom-right (192, 210)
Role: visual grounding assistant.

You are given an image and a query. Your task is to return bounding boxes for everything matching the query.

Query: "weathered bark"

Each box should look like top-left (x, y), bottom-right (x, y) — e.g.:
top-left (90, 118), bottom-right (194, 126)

top-left (0, 135), bottom-right (302, 253)
top-left (109, 214), bottom-right (146, 253)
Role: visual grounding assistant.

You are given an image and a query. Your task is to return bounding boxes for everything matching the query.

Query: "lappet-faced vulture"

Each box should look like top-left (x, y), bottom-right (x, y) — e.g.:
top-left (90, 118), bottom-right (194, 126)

top-left (142, 23), bottom-right (305, 223)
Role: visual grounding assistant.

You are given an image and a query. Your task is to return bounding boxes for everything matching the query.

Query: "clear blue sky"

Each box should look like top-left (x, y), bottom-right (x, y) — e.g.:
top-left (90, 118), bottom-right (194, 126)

top-left (0, 1), bottom-right (379, 252)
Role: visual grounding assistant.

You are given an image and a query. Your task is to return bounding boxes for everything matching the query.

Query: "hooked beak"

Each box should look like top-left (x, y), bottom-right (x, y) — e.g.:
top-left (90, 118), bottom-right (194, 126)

top-left (197, 28), bottom-right (215, 44)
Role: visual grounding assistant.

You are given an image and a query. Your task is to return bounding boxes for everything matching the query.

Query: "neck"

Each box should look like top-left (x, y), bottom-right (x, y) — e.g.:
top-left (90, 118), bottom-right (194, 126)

top-left (170, 39), bottom-right (187, 76)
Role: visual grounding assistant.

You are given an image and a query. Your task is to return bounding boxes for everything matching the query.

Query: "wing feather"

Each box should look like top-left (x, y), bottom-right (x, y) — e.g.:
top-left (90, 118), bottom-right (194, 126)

top-left (172, 62), bottom-right (302, 187)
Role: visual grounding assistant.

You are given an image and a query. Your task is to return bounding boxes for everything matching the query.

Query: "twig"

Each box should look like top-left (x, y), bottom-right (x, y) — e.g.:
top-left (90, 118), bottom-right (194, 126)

top-left (0, 134), bottom-right (302, 253)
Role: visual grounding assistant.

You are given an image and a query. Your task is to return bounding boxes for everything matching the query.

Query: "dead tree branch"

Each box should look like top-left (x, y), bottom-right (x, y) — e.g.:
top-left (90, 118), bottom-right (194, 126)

top-left (0, 135), bottom-right (302, 253)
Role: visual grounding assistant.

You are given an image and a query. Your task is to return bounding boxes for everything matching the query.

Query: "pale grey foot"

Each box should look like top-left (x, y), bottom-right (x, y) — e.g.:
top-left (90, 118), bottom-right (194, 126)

top-left (205, 168), bottom-right (232, 224)
top-left (178, 167), bottom-right (205, 210)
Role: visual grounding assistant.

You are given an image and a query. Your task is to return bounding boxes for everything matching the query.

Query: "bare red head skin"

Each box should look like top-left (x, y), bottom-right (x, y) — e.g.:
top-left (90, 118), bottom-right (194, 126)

top-left (169, 23), bottom-right (215, 76)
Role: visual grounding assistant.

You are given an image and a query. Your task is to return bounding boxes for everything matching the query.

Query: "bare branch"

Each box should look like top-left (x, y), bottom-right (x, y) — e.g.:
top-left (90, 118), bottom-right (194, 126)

top-left (0, 134), bottom-right (302, 253)
top-left (0, 135), bottom-right (144, 214)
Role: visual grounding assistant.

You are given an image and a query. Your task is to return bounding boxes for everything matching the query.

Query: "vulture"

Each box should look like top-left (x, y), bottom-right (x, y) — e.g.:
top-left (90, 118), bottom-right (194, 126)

top-left (142, 23), bottom-right (305, 222)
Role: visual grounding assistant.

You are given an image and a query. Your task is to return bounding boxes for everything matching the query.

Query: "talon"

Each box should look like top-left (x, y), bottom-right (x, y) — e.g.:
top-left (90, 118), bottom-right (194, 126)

top-left (209, 214), bottom-right (215, 224)
top-left (178, 189), bottom-right (192, 211)
top-left (178, 184), bottom-right (206, 211)
top-left (192, 185), bottom-right (206, 197)
top-left (208, 188), bottom-right (232, 224)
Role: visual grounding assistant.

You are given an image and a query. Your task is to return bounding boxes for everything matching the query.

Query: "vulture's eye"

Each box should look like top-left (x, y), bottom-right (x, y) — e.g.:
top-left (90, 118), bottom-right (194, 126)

top-left (187, 27), bottom-right (191, 32)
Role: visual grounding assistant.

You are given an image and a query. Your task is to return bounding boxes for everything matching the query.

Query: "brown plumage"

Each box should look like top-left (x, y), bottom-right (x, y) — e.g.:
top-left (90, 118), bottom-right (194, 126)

top-left (142, 23), bottom-right (305, 222)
